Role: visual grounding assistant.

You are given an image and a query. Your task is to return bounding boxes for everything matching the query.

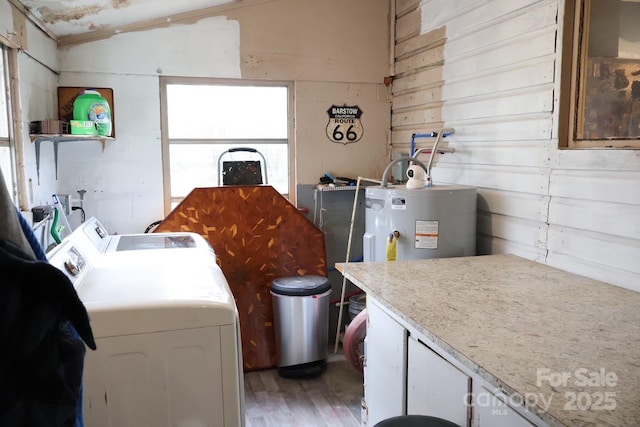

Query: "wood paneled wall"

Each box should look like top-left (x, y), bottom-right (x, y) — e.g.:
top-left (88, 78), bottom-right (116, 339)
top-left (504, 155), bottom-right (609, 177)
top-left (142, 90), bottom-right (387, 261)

top-left (390, 0), bottom-right (640, 291)
top-left (391, 1), bottom-right (446, 160)
top-left (155, 185), bottom-right (327, 371)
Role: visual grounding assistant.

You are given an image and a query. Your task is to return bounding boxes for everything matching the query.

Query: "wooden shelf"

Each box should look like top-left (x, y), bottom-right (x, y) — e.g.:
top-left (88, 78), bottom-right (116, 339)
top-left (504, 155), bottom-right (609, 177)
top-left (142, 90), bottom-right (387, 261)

top-left (31, 134), bottom-right (114, 184)
top-left (30, 133), bottom-right (112, 144)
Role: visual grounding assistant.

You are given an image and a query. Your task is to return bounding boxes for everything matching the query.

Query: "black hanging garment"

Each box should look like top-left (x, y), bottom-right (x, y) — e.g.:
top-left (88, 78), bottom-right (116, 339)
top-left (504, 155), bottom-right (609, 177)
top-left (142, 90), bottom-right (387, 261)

top-left (0, 238), bottom-right (96, 427)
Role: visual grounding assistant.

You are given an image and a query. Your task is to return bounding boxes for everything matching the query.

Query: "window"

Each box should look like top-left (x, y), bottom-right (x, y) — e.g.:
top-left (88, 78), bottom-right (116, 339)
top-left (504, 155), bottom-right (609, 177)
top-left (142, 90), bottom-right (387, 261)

top-left (0, 44), bottom-right (15, 197)
top-left (561, 0), bottom-right (640, 148)
top-left (161, 78), bottom-right (291, 211)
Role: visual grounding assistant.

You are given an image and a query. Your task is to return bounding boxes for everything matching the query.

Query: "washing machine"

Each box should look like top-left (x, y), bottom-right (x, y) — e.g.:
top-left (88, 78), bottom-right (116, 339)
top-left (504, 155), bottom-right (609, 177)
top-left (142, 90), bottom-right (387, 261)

top-left (47, 217), bottom-right (245, 427)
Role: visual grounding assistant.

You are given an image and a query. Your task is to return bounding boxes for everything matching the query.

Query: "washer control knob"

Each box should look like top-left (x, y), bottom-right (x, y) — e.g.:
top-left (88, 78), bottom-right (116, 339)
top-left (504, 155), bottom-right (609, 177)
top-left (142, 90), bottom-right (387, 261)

top-left (64, 259), bottom-right (80, 276)
top-left (95, 225), bottom-right (106, 238)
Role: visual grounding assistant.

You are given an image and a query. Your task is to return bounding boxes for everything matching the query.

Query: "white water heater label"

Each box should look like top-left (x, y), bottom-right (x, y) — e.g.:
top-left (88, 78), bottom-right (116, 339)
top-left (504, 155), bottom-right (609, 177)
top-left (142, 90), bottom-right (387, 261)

top-left (391, 197), bottom-right (407, 210)
top-left (415, 220), bottom-right (439, 249)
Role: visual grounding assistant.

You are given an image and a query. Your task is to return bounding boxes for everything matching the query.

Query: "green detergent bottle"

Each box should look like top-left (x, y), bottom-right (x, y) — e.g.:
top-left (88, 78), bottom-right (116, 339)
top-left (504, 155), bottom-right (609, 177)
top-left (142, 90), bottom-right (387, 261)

top-left (73, 89), bottom-right (112, 137)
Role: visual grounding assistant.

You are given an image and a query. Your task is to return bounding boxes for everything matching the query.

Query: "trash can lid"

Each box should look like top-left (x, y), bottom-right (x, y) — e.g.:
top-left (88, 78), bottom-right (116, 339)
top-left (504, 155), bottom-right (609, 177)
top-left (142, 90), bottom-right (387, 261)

top-left (270, 275), bottom-right (331, 296)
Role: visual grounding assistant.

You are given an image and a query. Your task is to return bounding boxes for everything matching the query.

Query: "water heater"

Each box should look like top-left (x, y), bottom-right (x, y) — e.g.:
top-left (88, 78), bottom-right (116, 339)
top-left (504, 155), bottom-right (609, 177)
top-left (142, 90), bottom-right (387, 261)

top-left (363, 184), bottom-right (477, 262)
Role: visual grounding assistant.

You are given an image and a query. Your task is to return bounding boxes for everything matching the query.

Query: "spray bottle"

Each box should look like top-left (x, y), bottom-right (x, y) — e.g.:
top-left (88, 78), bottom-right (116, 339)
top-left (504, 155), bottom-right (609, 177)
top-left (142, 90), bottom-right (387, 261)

top-left (51, 194), bottom-right (72, 244)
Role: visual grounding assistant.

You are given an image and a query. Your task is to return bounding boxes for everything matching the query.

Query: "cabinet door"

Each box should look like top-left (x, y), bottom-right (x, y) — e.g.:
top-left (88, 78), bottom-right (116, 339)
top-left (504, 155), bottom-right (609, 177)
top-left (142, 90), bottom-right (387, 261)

top-left (472, 383), bottom-right (537, 427)
top-left (365, 300), bottom-right (408, 426)
top-left (407, 336), bottom-right (471, 426)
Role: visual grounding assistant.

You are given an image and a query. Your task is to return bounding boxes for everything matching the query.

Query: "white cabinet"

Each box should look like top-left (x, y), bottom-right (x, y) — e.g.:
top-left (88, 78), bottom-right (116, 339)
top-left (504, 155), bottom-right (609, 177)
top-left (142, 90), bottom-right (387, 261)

top-left (364, 296), bottom-right (542, 427)
top-left (407, 336), bottom-right (471, 426)
top-left (364, 299), bottom-right (407, 426)
top-left (471, 382), bottom-right (536, 427)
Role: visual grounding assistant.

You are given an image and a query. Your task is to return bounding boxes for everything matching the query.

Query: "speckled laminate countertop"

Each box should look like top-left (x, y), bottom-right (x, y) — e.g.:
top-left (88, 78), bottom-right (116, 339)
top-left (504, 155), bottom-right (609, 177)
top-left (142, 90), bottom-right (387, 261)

top-left (336, 254), bottom-right (640, 427)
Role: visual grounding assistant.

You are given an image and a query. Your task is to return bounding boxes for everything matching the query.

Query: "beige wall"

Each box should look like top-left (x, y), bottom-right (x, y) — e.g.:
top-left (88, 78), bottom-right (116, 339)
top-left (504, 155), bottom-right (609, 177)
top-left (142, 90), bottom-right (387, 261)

top-left (232, 0), bottom-right (389, 83)
top-left (295, 81), bottom-right (391, 185)
top-left (227, 0), bottom-right (392, 191)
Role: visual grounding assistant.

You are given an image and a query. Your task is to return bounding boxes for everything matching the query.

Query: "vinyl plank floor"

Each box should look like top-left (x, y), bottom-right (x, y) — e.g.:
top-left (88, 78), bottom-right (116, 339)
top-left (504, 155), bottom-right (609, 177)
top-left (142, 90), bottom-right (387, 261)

top-left (244, 351), bottom-right (363, 427)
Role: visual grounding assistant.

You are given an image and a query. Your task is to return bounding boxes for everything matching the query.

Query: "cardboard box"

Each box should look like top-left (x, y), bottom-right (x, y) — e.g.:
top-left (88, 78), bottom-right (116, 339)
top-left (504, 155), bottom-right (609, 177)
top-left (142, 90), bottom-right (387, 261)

top-left (29, 120), bottom-right (70, 134)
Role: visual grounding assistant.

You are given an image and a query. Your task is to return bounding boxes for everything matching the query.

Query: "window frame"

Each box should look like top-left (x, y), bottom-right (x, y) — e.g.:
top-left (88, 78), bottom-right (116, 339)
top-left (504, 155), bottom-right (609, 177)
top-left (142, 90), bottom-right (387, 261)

top-left (159, 76), bottom-right (294, 214)
top-left (560, 0), bottom-right (640, 149)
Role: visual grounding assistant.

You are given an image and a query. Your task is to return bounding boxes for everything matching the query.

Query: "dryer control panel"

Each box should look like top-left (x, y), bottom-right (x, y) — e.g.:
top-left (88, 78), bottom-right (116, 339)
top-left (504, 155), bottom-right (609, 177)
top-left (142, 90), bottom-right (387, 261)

top-left (47, 217), bottom-right (110, 288)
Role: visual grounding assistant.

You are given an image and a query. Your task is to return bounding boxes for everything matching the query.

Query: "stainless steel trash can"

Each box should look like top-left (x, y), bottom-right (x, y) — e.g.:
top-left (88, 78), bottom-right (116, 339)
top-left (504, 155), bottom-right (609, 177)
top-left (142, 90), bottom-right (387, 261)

top-left (270, 275), bottom-right (331, 378)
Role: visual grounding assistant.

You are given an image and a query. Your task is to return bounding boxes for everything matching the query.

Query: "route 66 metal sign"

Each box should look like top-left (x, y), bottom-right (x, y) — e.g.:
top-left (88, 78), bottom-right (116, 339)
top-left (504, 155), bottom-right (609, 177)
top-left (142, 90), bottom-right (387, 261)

top-left (326, 105), bottom-right (364, 144)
